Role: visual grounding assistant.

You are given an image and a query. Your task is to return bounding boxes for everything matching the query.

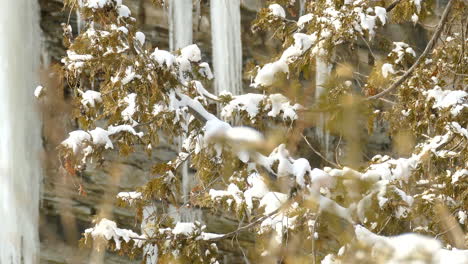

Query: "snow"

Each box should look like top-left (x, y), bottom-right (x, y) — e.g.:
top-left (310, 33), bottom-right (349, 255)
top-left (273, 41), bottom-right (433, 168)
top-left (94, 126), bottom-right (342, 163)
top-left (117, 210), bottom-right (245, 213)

top-left (381, 63), bottom-right (395, 78)
top-left (192, 81), bottom-right (212, 100)
top-left (258, 191), bottom-right (295, 245)
top-left (280, 33), bottom-right (316, 63)
top-left (297, 13), bottom-right (313, 29)
top-left (203, 118), bottom-right (232, 142)
top-left (258, 195), bottom-right (297, 245)
top-left (172, 222), bottom-right (195, 235)
top-left (292, 158), bottom-right (311, 187)
top-left (117, 26), bottom-right (128, 34)
top-left (221, 93), bottom-right (301, 121)
top-left (253, 60), bottom-right (289, 87)
top-left (176, 93), bottom-right (217, 122)
top-left (107, 124), bottom-right (144, 138)
top-left (356, 6), bottom-right (387, 38)
top-left (34, 85), bottom-right (43, 98)
top-left (318, 195), bottom-right (352, 222)
top-left (268, 93), bottom-right (301, 120)
top-left (374, 7), bottom-right (387, 25)
top-left (199, 232), bottom-right (223, 240)
top-left (392, 42), bottom-right (416, 64)
top-left (170, 222), bottom-right (224, 241)
top-left (117, 5), bottom-right (131, 18)
top-left (79, 89), bottom-right (102, 109)
top-left (358, 11), bottom-right (377, 37)
top-left (198, 62), bottom-right (213, 80)
top-left (135, 31), bottom-right (145, 46)
top-left (425, 87), bottom-right (468, 116)
top-left (452, 169), bottom-right (467, 184)
top-left (203, 115), bottom-right (264, 151)
top-left (243, 173), bottom-right (269, 212)
top-left (61, 130), bottom-right (91, 154)
top-left (224, 126), bottom-right (264, 145)
top-left (412, 0), bottom-right (422, 13)
top-left (88, 127), bottom-right (114, 149)
top-left (150, 48), bottom-right (175, 67)
top-left (321, 254), bottom-right (337, 264)
top-left (451, 122), bottom-right (468, 139)
top-left (209, 183), bottom-right (243, 208)
top-left (180, 44), bottom-right (201, 62)
top-left (221, 93), bottom-right (265, 120)
top-left (363, 156), bottom-right (418, 182)
top-left (354, 225), bottom-right (468, 264)
top-left (260, 192), bottom-right (288, 214)
top-left (117, 191), bottom-right (142, 205)
top-left (62, 123), bottom-right (144, 155)
top-left (121, 93), bottom-right (137, 124)
top-left (121, 66), bottom-right (137, 85)
top-left (80, 0), bottom-right (115, 9)
top-left (458, 211), bottom-right (467, 225)
top-left (84, 218), bottom-right (143, 250)
top-left (268, 4), bottom-right (286, 18)
top-left (67, 51), bottom-right (93, 61)
top-left (310, 168), bottom-right (335, 189)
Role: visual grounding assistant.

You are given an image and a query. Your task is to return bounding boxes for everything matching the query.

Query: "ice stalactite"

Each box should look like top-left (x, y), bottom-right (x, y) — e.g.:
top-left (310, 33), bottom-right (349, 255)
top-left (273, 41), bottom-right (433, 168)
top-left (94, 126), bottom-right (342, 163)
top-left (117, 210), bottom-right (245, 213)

top-left (298, 0), bottom-right (332, 161)
top-left (169, 0), bottom-right (193, 51)
top-left (315, 58), bottom-right (332, 160)
top-left (0, 0), bottom-right (42, 263)
top-left (210, 0), bottom-right (243, 95)
top-left (168, 0), bottom-right (199, 221)
top-left (299, 0), bottom-right (307, 16)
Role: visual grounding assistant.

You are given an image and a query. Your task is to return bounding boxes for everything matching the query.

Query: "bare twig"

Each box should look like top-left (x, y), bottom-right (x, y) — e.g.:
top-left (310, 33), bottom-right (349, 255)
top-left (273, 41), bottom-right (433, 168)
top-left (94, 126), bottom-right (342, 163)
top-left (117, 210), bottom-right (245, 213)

top-left (386, 0), bottom-right (402, 12)
top-left (302, 134), bottom-right (340, 168)
top-left (368, 0), bottom-right (455, 100)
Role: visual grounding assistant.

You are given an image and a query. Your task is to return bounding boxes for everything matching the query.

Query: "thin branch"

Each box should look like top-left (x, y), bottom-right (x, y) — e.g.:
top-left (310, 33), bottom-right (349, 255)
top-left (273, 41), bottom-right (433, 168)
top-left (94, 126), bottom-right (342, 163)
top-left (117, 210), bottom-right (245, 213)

top-left (367, 0), bottom-right (455, 100)
top-left (302, 134), bottom-right (340, 168)
top-left (335, 135), bottom-right (343, 168)
top-left (208, 207), bottom-right (282, 241)
top-left (386, 0), bottom-right (402, 12)
top-left (379, 97), bottom-right (396, 105)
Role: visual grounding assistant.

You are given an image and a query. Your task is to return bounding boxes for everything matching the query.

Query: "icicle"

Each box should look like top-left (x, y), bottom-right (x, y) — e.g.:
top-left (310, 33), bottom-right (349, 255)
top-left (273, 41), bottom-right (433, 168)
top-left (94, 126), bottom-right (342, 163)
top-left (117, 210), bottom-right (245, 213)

top-left (210, 0), bottom-right (243, 95)
top-left (195, 0), bottom-right (201, 32)
top-left (299, 0), bottom-right (306, 16)
top-left (315, 58), bottom-right (332, 160)
top-left (168, 0), bottom-right (193, 203)
top-left (0, 0), bottom-right (42, 263)
top-left (169, 0), bottom-right (193, 51)
top-left (76, 9), bottom-right (82, 33)
top-left (168, 0), bottom-right (193, 195)
top-left (167, 0), bottom-right (201, 222)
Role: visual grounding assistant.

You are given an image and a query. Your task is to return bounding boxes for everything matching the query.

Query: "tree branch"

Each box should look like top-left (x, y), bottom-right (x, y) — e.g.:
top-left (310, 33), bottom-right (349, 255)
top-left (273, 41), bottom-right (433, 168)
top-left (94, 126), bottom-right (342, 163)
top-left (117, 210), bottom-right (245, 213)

top-left (367, 0), bottom-right (455, 100)
top-left (386, 0), bottom-right (402, 12)
top-left (302, 134), bottom-right (340, 168)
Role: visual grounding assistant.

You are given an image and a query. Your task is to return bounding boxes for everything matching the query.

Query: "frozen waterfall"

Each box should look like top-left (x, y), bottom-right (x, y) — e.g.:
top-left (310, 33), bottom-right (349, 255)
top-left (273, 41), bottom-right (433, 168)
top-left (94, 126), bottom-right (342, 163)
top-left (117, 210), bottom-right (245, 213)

top-left (210, 0), bottom-right (243, 95)
top-left (0, 0), bottom-right (42, 263)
